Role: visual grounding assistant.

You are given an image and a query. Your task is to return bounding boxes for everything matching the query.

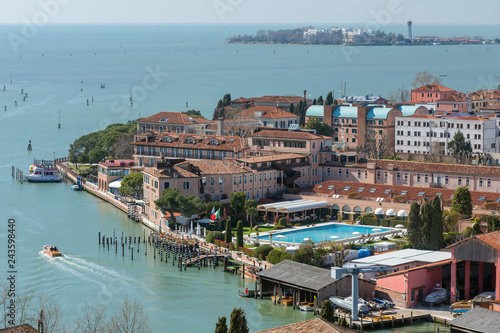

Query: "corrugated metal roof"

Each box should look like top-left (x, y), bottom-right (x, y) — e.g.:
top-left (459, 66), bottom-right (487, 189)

top-left (257, 260), bottom-right (334, 291)
top-left (306, 105), bottom-right (325, 117)
top-left (332, 106), bottom-right (358, 118)
top-left (450, 307), bottom-right (500, 333)
top-left (351, 249), bottom-right (450, 266)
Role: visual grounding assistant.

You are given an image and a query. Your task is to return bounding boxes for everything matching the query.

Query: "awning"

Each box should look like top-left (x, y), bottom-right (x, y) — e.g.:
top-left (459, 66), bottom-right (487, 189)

top-left (195, 219), bottom-right (215, 224)
top-left (386, 209), bottom-right (396, 216)
top-left (374, 208), bottom-right (385, 215)
top-left (257, 199), bottom-right (329, 213)
top-left (108, 178), bottom-right (123, 189)
top-left (397, 210), bottom-right (408, 217)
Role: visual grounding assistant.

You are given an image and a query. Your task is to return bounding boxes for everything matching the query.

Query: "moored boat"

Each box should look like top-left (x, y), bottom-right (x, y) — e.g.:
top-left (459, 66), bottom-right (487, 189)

top-left (43, 245), bottom-right (62, 257)
top-left (238, 289), bottom-right (257, 297)
top-left (27, 160), bottom-right (62, 183)
top-left (299, 302), bottom-right (315, 312)
top-left (425, 285), bottom-right (449, 305)
top-left (329, 296), bottom-right (370, 315)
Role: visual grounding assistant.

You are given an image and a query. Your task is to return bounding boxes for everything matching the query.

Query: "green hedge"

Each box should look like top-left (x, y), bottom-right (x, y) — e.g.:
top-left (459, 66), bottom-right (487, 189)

top-left (363, 218), bottom-right (379, 226)
top-left (254, 244), bottom-right (273, 260)
top-left (239, 247), bottom-right (255, 257)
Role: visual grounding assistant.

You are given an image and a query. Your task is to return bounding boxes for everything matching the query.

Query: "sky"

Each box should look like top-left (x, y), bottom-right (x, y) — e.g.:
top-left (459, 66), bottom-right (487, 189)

top-left (1, 0), bottom-right (499, 25)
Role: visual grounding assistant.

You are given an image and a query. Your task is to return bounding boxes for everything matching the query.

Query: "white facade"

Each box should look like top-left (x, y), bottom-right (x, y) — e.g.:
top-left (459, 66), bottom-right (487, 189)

top-left (395, 115), bottom-right (499, 155)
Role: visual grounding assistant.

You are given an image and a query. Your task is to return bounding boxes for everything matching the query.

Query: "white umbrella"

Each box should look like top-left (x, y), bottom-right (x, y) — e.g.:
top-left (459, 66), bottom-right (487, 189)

top-left (303, 237), bottom-right (312, 242)
top-left (329, 235), bottom-right (340, 239)
top-left (276, 235), bottom-right (286, 239)
top-left (395, 224), bottom-right (405, 228)
top-left (352, 231), bottom-right (362, 236)
top-left (372, 228), bottom-right (382, 232)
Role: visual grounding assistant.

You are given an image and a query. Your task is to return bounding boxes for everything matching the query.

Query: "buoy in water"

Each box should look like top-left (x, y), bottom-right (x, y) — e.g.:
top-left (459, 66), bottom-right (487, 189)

top-left (27, 140), bottom-right (32, 151)
top-left (87, 99), bottom-right (89, 106)
top-left (15, 101), bottom-right (17, 106)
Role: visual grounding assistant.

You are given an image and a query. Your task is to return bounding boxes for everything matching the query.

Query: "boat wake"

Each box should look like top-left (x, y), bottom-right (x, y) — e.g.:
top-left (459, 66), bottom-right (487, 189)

top-left (39, 252), bottom-right (155, 297)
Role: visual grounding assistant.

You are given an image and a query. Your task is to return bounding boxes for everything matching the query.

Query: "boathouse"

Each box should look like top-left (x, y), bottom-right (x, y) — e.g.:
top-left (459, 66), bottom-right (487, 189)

top-left (449, 307), bottom-right (500, 333)
top-left (448, 230), bottom-right (500, 303)
top-left (257, 260), bottom-right (374, 308)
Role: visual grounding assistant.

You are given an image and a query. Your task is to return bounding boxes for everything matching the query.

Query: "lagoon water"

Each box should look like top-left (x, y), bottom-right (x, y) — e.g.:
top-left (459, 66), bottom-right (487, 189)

top-left (0, 24), bottom-right (498, 331)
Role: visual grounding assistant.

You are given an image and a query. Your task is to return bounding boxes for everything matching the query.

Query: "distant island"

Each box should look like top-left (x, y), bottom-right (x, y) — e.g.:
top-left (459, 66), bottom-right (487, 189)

top-left (226, 26), bottom-right (500, 46)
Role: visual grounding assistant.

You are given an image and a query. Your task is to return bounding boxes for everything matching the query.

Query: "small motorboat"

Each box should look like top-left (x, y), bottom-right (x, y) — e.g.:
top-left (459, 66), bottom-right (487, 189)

top-left (299, 302), bottom-right (315, 312)
top-left (425, 284), bottom-right (448, 305)
top-left (43, 245), bottom-right (62, 257)
top-left (329, 296), bottom-right (370, 315)
top-left (373, 298), bottom-right (395, 308)
top-left (238, 289), bottom-right (256, 297)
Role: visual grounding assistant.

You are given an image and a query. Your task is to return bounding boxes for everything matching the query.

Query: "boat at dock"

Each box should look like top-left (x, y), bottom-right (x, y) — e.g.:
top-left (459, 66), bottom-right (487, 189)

top-left (27, 159), bottom-right (62, 183)
top-left (329, 296), bottom-right (370, 315)
top-left (43, 245), bottom-right (62, 257)
top-left (238, 289), bottom-right (257, 297)
top-left (298, 302), bottom-right (315, 311)
top-left (424, 285), bottom-right (448, 305)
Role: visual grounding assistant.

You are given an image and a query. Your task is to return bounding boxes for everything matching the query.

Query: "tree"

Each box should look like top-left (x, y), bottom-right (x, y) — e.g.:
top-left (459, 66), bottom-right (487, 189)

top-left (448, 131), bottom-right (472, 164)
top-left (292, 241), bottom-right (327, 266)
top-left (230, 192), bottom-right (246, 221)
top-left (119, 172), bottom-right (143, 198)
top-left (452, 186), bottom-right (473, 219)
top-left (266, 248), bottom-right (291, 264)
top-left (430, 196), bottom-right (444, 250)
top-left (317, 95), bottom-right (324, 105)
top-left (245, 199), bottom-right (258, 229)
top-left (305, 117), bottom-right (334, 137)
top-left (155, 188), bottom-right (182, 224)
top-left (236, 221), bottom-right (244, 249)
top-left (253, 244), bottom-right (273, 260)
top-left (35, 294), bottom-right (65, 333)
top-left (184, 109), bottom-right (202, 117)
top-left (228, 308), bottom-right (249, 333)
top-left (312, 98), bottom-right (317, 105)
top-left (110, 132), bottom-right (135, 159)
top-left (76, 303), bottom-right (109, 333)
top-left (325, 91), bottom-right (333, 105)
top-left (319, 299), bottom-right (335, 323)
top-left (176, 194), bottom-right (206, 220)
top-left (361, 129), bottom-right (388, 159)
top-left (420, 201), bottom-right (433, 249)
top-left (443, 209), bottom-right (460, 233)
top-left (215, 316), bottom-right (228, 333)
top-left (329, 242), bottom-right (347, 267)
top-left (109, 298), bottom-right (152, 333)
top-left (222, 94), bottom-right (232, 107)
top-left (412, 71), bottom-right (442, 88)
top-left (225, 219), bottom-right (232, 244)
top-left (289, 103), bottom-right (294, 115)
top-left (216, 99), bottom-right (223, 110)
top-left (408, 202), bottom-right (422, 249)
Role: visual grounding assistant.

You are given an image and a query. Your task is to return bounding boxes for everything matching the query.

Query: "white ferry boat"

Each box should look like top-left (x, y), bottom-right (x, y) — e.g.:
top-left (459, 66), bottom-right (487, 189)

top-left (27, 160), bottom-right (63, 183)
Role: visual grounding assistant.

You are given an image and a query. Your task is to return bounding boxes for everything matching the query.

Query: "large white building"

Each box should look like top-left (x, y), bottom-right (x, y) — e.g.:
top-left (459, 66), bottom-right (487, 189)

top-left (395, 114), bottom-right (499, 155)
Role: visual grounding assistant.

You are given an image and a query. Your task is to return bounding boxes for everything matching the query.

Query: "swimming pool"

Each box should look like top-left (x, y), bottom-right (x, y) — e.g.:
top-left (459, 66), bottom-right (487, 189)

top-left (258, 223), bottom-right (391, 244)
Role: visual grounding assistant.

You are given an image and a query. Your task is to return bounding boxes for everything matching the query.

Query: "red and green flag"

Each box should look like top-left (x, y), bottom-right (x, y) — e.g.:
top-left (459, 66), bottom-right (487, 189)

top-left (211, 208), bottom-right (220, 220)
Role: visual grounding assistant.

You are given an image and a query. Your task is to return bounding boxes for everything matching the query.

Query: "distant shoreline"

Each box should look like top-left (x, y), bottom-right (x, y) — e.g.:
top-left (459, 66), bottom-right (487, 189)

top-left (223, 41), bottom-right (494, 47)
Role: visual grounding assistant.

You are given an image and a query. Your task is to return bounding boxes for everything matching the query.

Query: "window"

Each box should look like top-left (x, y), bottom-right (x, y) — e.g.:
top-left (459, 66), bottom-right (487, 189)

top-left (417, 192), bottom-right (425, 196)
top-left (317, 185), bottom-right (323, 189)
top-left (338, 169), bottom-right (342, 178)
top-left (479, 178), bottom-right (483, 187)
top-left (378, 120), bottom-right (383, 126)
top-left (233, 177), bottom-right (237, 185)
top-left (209, 177), bottom-right (215, 186)
top-left (478, 196), bottom-right (486, 201)
top-left (465, 177), bottom-right (470, 186)
top-left (343, 186), bottom-right (351, 191)
top-left (404, 173), bottom-right (408, 182)
top-left (183, 181), bottom-right (190, 190)
top-left (369, 188), bottom-right (377, 193)
top-left (358, 187), bottom-right (365, 192)
top-left (346, 169), bottom-right (349, 178)
top-left (400, 190), bottom-right (408, 195)
top-left (365, 170), bottom-right (368, 179)
top-left (377, 171), bottom-right (381, 180)
top-left (396, 172), bottom-right (401, 182)
top-left (487, 179), bottom-right (491, 188)
top-left (424, 174), bottom-right (428, 183)
top-left (164, 182), bottom-right (170, 189)
top-left (384, 189), bottom-right (392, 194)
top-left (384, 172), bottom-right (388, 181)
top-left (458, 177), bottom-right (462, 186)
top-left (219, 177), bottom-right (224, 186)
top-left (357, 170), bottom-right (361, 178)
top-left (445, 176), bottom-right (449, 185)
top-left (327, 185), bottom-right (335, 190)
top-left (416, 174), bottom-right (421, 183)
top-left (326, 168), bottom-right (331, 177)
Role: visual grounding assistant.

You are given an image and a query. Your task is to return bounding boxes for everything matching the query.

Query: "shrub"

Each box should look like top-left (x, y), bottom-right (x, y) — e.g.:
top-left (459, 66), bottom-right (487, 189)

top-left (266, 248), bottom-right (291, 264)
top-left (278, 217), bottom-right (287, 226)
top-left (294, 223), bottom-right (302, 227)
top-left (444, 199), bottom-right (453, 207)
top-left (392, 195), bottom-right (405, 203)
top-left (443, 232), bottom-right (458, 246)
top-left (484, 202), bottom-right (498, 210)
top-left (273, 225), bottom-right (285, 230)
top-left (214, 231), bottom-right (224, 241)
top-left (348, 192), bottom-right (360, 199)
top-left (206, 231), bottom-right (215, 244)
top-left (239, 247), bottom-right (254, 257)
top-left (254, 244), bottom-right (273, 259)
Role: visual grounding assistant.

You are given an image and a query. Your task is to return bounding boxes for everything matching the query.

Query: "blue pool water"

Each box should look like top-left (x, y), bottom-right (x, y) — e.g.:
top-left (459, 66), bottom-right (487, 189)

top-left (260, 224), bottom-right (391, 244)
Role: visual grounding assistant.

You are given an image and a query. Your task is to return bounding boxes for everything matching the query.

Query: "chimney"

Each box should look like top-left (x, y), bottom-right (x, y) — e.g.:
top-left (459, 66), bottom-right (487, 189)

top-left (303, 90), bottom-right (307, 100)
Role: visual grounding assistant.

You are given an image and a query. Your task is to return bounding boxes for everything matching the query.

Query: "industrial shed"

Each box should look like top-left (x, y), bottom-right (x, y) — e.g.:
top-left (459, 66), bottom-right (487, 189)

top-left (257, 260), bottom-right (375, 310)
top-left (449, 307), bottom-right (500, 333)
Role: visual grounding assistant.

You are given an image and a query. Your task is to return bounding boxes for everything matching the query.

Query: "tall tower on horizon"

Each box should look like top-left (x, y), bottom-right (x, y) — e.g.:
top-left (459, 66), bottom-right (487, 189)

top-left (407, 20), bottom-right (413, 41)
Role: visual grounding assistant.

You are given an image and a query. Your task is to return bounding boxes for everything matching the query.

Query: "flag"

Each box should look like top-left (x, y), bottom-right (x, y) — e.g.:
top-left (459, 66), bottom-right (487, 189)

top-left (210, 206), bottom-right (215, 217)
top-left (211, 208), bottom-right (220, 220)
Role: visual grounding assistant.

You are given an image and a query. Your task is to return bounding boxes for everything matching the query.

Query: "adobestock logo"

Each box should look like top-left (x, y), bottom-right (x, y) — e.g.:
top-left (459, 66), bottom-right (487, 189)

top-left (8, 0), bottom-right (71, 53)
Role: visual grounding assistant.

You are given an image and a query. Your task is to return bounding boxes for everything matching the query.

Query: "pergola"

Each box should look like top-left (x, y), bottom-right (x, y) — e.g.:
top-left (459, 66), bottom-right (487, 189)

top-left (257, 199), bottom-right (330, 220)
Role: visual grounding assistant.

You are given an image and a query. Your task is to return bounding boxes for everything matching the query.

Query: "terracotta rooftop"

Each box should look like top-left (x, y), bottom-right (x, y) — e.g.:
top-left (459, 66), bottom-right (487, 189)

top-left (100, 159), bottom-right (135, 168)
top-left (138, 112), bottom-right (212, 125)
top-left (438, 95), bottom-right (467, 102)
top-left (371, 159), bottom-right (500, 178)
top-left (447, 230), bottom-right (500, 251)
top-left (249, 129), bottom-right (324, 140)
top-left (255, 318), bottom-right (356, 333)
top-left (469, 90), bottom-right (500, 100)
top-left (253, 95), bottom-right (311, 104)
top-left (454, 116), bottom-right (489, 121)
top-left (235, 106), bottom-right (298, 119)
top-left (412, 84), bottom-right (456, 93)
top-left (236, 153), bottom-right (305, 164)
top-left (142, 165), bottom-right (199, 179)
top-left (185, 159), bottom-right (253, 175)
top-left (304, 180), bottom-right (500, 207)
top-left (403, 114), bottom-right (440, 119)
top-left (132, 132), bottom-right (245, 151)
top-left (481, 102), bottom-right (500, 111)
top-left (0, 325), bottom-right (40, 333)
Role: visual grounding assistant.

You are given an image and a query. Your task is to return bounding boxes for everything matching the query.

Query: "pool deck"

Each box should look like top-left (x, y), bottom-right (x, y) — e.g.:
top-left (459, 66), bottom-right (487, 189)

top-left (249, 222), bottom-right (405, 246)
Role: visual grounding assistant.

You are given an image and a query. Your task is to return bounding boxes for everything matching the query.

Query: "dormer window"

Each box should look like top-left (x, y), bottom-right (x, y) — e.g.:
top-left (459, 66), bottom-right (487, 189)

top-left (160, 118), bottom-right (169, 122)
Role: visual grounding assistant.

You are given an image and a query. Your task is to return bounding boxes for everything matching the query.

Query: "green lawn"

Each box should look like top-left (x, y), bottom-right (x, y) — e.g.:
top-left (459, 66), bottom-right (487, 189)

top-left (243, 226), bottom-right (274, 235)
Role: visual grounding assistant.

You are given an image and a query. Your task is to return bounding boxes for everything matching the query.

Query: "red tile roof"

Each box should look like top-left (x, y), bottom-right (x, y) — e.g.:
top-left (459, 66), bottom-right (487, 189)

top-left (236, 153), bottom-right (305, 164)
top-left (100, 159), bottom-right (135, 167)
top-left (481, 103), bottom-right (500, 111)
top-left (252, 95), bottom-right (311, 104)
top-left (371, 159), bottom-right (500, 177)
top-left (0, 324), bottom-right (40, 333)
top-left (142, 165), bottom-right (199, 179)
top-left (412, 84), bottom-right (456, 93)
top-left (404, 114), bottom-right (440, 119)
top-left (132, 132), bottom-right (245, 151)
top-left (475, 231), bottom-right (500, 251)
top-left (139, 112), bottom-right (212, 125)
top-left (235, 106), bottom-right (298, 119)
top-left (186, 159), bottom-right (253, 175)
top-left (454, 116), bottom-right (488, 121)
top-left (249, 129), bottom-right (324, 140)
top-left (438, 95), bottom-right (467, 102)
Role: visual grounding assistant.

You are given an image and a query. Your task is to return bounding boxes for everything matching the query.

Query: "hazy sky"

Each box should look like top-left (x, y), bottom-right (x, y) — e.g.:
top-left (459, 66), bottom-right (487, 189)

top-left (1, 0), bottom-right (499, 25)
